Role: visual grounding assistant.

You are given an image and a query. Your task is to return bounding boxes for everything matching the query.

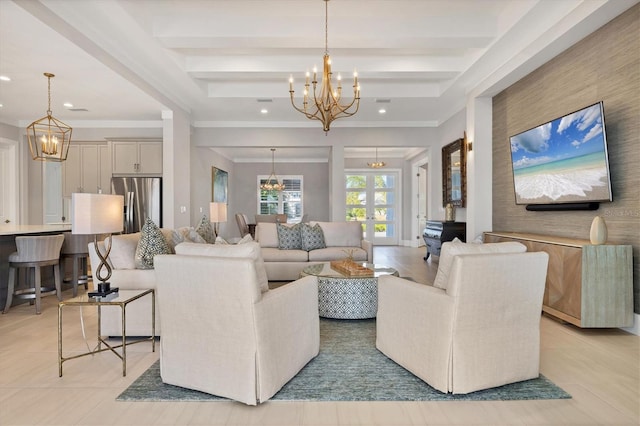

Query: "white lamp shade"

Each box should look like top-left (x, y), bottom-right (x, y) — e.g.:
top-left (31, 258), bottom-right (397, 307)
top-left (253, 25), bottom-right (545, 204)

top-left (71, 193), bottom-right (124, 234)
top-left (209, 202), bottom-right (227, 223)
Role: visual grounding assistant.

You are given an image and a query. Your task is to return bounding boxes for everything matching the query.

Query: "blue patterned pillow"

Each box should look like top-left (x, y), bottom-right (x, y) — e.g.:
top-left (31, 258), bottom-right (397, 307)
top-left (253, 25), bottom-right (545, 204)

top-left (277, 223), bottom-right (302, 250)
top-left (301, 223), bottom-right (326, 251)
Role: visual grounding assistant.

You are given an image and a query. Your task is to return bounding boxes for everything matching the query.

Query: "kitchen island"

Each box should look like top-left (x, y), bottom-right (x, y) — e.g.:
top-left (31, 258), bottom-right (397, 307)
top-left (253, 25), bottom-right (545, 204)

top-left (0, 224), bottom-right (72, 310)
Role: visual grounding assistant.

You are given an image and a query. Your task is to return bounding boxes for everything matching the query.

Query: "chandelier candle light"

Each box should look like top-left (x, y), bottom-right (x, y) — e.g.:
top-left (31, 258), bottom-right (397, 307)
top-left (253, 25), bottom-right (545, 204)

top-left (26, 73), bottom-right (72, 161)
top-left (289, 0), bottom-right (360, 133)
top-left (260, 148), bottom-right (285, 191)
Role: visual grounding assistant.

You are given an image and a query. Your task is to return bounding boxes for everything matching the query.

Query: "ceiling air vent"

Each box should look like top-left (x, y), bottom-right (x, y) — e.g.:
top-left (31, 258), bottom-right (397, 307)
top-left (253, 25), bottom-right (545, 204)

top-left (375, 99), bottom-right (391, 103)
top-left (68, 108), bottom-right (89, 112)
top-left (257, 99), bottom-right (273, 103)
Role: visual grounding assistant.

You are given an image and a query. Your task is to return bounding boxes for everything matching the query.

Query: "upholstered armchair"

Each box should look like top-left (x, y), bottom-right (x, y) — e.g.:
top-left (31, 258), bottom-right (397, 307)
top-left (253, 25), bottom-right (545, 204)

top-left (377, 245), bottom-right (549, 394)
top-left (154, 242), bottom-right (319, 405)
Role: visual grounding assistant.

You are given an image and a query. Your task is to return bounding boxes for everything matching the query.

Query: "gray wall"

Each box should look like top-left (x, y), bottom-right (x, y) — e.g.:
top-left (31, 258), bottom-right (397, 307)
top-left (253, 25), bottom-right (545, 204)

top-left (232, 161), bottom-right (330, 235)
top-left (492, 4), bottom-right (640, 313)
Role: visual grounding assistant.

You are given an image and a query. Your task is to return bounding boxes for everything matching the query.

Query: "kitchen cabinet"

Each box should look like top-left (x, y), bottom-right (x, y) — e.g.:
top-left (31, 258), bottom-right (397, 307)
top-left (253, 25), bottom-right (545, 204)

top-left (111, 140), bottom-right (162, 175)
top-left (62, 143), bottom-right (111, 196)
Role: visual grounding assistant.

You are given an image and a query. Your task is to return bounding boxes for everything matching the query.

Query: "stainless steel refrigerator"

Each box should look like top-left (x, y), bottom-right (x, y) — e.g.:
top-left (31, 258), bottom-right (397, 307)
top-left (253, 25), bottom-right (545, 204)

top-left (111, 177), bottom-right (162, 234)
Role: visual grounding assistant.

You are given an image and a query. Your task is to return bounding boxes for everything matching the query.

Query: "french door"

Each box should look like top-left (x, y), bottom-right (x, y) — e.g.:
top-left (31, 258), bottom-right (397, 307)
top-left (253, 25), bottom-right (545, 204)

top-left (345, 171), bottom-right (399, 245)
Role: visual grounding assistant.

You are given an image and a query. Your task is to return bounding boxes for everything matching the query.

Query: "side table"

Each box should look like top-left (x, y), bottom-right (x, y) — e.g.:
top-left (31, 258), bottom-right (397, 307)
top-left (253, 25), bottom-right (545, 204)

top-left (58, 289), bottom-right (155, 377)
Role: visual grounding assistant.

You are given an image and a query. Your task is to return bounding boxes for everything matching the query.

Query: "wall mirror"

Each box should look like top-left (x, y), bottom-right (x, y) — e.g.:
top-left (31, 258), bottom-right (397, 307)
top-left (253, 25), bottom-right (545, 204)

top-left (442, 138), bottom-right (466, 207)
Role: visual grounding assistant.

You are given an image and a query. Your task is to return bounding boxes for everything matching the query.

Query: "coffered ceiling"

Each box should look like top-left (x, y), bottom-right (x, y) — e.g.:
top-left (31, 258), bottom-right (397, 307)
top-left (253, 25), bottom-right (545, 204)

top-left (0, 0), bottom-right (636, 160)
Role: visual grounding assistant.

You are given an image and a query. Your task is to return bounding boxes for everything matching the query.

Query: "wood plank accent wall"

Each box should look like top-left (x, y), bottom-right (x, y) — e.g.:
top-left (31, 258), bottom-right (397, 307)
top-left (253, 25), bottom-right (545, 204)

top-left (492, 5), bottom-right (640, 313)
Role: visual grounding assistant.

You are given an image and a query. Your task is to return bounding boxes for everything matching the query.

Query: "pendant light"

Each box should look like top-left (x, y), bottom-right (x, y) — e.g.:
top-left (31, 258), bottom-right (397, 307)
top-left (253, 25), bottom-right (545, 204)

top-left (26, 73), bottom-right (72, 161)
top-left (260, 149), bottom-right (285, 191)
top-left (368, 148), bottom-right (386, 168)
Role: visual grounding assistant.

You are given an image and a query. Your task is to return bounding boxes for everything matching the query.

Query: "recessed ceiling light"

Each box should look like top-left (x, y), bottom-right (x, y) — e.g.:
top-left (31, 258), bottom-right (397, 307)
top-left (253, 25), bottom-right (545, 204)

top-left (0, 76), bottom-right (10, 82)
top-left (63, 102), bottom-right (73, 108)
top-left (378, 109), bottom-right (387, 114)
top-left (0, 104), bottom-right (3, 107)
top-left (260, 109), bottom-right (268, 114)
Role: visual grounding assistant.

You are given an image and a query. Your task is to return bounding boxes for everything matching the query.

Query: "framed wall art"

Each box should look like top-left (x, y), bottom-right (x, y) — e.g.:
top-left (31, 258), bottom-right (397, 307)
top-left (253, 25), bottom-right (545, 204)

top-left (211, 167), bottom-right (228, 203)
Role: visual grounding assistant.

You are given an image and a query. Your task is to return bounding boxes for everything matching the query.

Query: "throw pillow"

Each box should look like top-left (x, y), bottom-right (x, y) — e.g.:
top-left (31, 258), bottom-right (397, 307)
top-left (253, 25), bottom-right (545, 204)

top-left (238, 233), bottom-right (254, 244)
top-left (135, 218), bottom-right (171, 269)
top-left (171, 227), bottom-right (206, 247)
top-left (215, 236), bottom-right (229, 245)
top-left (300, 223), bottom-right (326, 251)
top-left (276, 223), bottom-right (302, 250)
top-left (195, 215), bottom-right (216, 244)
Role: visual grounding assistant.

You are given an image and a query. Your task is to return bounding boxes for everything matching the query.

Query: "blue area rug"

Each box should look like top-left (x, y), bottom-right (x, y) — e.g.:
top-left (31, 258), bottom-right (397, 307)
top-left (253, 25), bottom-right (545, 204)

top-left (117, 319), bottom-right (571, 402)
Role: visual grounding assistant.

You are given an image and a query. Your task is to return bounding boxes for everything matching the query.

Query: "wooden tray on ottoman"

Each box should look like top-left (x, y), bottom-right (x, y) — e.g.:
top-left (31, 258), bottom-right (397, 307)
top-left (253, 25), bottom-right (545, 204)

top-left (330, 260), bottom-right (374, 277)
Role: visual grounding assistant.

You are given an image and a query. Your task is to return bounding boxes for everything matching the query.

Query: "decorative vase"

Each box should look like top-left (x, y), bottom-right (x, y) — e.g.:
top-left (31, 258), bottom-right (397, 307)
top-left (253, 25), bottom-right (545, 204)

top-left (589, 216), bottom-right (607, 245)
top-left (445, 203), bottom-right (456, 222)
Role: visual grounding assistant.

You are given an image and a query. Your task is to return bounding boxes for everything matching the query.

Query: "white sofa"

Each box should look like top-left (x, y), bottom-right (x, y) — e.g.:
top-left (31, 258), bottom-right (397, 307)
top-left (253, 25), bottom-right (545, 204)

top-left (154, 242), bottom-right (319, 405)
top-left (255, 221), bottom-right (373, 281)
top-left (376, 240), bottom-right (549, 394)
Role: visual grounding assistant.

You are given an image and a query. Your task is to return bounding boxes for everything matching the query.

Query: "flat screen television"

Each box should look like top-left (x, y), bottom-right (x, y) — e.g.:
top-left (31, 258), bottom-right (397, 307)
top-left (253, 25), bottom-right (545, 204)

top-left (509, 101), bottom-right (612, 207)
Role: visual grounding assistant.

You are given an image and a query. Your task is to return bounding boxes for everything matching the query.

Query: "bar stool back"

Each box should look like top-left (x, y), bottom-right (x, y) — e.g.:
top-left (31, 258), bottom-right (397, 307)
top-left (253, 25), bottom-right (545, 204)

top-left (3, 234), bottom-right (65, 314)
top-left (60, 232), bottom-right (92, 297)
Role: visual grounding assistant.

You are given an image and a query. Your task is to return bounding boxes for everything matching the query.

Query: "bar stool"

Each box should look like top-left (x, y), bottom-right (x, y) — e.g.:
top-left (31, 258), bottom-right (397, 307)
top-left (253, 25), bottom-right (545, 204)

top-left (3, 234), bottom-right (65, 314)
top-left (60, 232), bottom-right (92, 297)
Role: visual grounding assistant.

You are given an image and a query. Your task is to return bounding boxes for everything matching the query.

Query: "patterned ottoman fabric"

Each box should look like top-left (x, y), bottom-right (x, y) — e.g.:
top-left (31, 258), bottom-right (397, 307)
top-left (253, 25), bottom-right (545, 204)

top-left (317, 277), bottom-right (379, 319)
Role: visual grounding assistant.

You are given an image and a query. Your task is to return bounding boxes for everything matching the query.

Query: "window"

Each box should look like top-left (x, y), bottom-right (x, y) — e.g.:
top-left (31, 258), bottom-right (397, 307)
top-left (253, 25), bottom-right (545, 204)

top-left (257, 176), bottom-right (303, 222)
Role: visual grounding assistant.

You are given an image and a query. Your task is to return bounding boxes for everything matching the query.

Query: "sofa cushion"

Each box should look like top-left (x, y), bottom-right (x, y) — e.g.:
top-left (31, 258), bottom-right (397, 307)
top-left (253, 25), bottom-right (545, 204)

top-left (308, 247), bottom-right (367, 262)
top-left (195, 215), bottom-right (216, 244)
top-left (175, 241), bottom-right (269, 293)
top-left (261, 247), bottom-right (309, 262)
top-left (313, 222), bottom-right (363, 247)
top-left (171, 227), bottom-right (206, 248)
top-left (301, 223), bottom-right (326, 251)
top-left (277, 223), bottom-right (302, 250)
top-left (135, 218), bottom-right (171, 269)
top-left (255, 223), bottom-right (279, 248)
top-left (433, 240), bottom-right (527, 290)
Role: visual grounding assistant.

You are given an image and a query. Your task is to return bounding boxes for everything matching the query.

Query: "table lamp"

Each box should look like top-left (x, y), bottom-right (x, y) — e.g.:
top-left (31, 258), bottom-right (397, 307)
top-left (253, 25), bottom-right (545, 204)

top-left (209, 202), bottom-right (227, 235)
top-left (71, 193), bottom-right (124, 294)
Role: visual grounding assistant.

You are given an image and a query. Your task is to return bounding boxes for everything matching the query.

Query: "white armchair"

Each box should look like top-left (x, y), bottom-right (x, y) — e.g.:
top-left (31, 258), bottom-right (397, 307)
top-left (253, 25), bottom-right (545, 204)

top-left (376, 249), bottom-right (549, 394)
top-left (153, 242), bottom-right (319, 405)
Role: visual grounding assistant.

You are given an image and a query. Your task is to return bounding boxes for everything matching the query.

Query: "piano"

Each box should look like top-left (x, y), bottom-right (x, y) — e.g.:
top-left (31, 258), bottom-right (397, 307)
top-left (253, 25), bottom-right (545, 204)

top-left (422, 220), bottom-right (466, 260)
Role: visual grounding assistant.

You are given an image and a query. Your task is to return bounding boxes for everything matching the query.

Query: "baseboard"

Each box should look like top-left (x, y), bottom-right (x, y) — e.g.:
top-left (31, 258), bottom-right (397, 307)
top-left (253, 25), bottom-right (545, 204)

top-left (621, 313), bottom-right (640, 336)
top-left (402, 239), bottom-right (422, 248)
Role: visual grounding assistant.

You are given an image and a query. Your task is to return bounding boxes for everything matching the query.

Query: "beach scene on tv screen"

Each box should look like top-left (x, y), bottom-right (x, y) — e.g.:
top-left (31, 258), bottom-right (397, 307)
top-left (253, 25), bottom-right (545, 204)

top-left (510, 103), bottom-right (611, 204)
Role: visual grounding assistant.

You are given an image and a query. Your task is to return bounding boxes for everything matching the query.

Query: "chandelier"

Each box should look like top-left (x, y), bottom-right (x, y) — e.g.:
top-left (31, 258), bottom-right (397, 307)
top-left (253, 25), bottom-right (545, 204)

top-left (368, 148), bottom-right (386, 168)
top-left (288, 0), bottom-right (360, 133)
top-left (26, 73), bottom-right (72, 161)
top-left (260, 149), bottom-right (285, 191)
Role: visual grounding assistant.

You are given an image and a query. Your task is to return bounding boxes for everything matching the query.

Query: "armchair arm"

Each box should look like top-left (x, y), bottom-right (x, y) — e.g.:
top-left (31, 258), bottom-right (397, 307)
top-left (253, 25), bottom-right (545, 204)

top-left (254, 275), bottom-right (320, 402)
top-left (376, 275), bottom-right (455, 393)
top-left (361, 239), bottom-right (373, 262)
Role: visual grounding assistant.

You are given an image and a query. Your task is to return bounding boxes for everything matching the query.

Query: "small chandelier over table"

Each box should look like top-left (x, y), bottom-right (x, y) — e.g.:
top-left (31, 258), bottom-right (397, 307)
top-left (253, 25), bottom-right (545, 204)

top-left (368, 147), bottom-right (386, 169)
top-left (260, 148), bottom-right (285, 191)
top-left (288, 0), bottom-right (360, 133)
top-left (27, 72), bottom-right (72, 161)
